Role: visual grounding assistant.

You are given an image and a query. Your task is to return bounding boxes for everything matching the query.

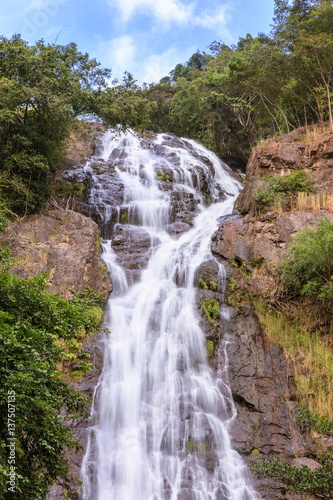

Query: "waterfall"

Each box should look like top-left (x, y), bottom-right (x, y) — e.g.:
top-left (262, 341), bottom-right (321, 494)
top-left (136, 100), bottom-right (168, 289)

top-left (80, 130), bottom-right (260, 500)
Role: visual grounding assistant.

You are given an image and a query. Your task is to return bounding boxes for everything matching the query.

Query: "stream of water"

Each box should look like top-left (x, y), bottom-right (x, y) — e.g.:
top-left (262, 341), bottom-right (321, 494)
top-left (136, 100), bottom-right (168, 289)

top-left (81, 130), bottom-right (260, 500)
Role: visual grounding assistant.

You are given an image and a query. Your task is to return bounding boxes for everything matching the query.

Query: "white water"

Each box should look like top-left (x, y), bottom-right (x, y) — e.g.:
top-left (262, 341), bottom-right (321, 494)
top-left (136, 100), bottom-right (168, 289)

top-left (81, 131), bottom-right (260, 500)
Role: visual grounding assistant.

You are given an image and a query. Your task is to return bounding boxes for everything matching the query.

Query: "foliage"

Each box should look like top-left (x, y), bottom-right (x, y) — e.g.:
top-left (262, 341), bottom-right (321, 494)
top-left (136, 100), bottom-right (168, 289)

top-left (249, 456), bottom-right (333, 498)
top-left (0, 35), bottom-right (110, 221)
top-left (98, 72), bottom-right (151, 131)
top-left (281, 218), bottom-right (333, 312)
top-left (200, 298), bottom-right (220, 325)
top-left (206, 340), bottom-right (214, 358)
top-left (70, 286), bottom-right (105, 332)
top-left (254, 170), bottom-right (315, 212)
top-left (53, 180), bottom-right (86, 199)
top-left (228, 278), bottom-right (237, 293)
top-left (199, 279), bottom-right (217, 291)
top-left (135, 1), bottom-right (333, 160)
top-left (295, 405), bottom-right (333, 436)
top-left (0, 248), bottom-right (101, 499)
top-left (254, 299), bottom-right (333, 419)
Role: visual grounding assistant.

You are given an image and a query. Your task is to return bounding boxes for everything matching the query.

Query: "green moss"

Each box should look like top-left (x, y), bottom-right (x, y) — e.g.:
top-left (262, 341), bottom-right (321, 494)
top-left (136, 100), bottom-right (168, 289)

top-left (199, 278), bottom-right (217, 291)
top-left (157, 170), bottom-right (164, 182)
top-left (206, 340), bottom-right (214, 358)
top-left (228, 278), bottom-right (237, 293)
top-left (69, 369), bottom-right (86, 382)
top-left (200, 299), bottom-right (219, 325)
top-left (209, 280), bottom-right (217, 292)
top-left (250, 256), bottom-right (264, 267)
top-left (251, 448), bottom-right (260, 456)
top-left (120, 211), bottom-right (128, 224)
top-left (226, 293), bottom-right (241, 308)
top-left (187, 440), bottom-right (207, 455)
top-left (199, 278), bottom-right (209, 290)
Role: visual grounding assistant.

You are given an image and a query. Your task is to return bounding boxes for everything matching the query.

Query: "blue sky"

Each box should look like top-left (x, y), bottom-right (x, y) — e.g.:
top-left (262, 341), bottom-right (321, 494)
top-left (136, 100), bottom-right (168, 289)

top-left (1, 0), bottom-right (275, 84)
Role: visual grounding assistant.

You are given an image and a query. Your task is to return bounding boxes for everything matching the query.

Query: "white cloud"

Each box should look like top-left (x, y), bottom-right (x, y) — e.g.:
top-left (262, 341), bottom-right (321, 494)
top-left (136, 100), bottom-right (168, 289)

top-left (94, 35), bottom-right (137, 80)
top-left (107, 0), bottom-right (233, 34)
top-left (140, 46), bottom-right (195, 83)
top-left (108, 0), bottom-right (195, 25)
top-left (193, 4), bottom-right (232, 34)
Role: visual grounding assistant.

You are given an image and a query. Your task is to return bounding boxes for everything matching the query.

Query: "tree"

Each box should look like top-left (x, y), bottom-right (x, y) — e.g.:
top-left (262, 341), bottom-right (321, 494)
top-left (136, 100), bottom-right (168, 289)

top-left (0, 35), bottom-right (110, 218)
top-left (0, 248), bottom-right (102, 499)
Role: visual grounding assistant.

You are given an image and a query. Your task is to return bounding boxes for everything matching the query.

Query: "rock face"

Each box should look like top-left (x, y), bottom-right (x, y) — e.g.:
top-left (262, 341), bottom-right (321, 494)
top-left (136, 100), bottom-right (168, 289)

top-left (212, 210), bottom-right (333, 297)
top-left (0, 209), bottom-right (111, 301)
top-left (210, 127), bottom-right (333, 499)
top-left (111, 225), bottom-right (158, 284)
top-left (237, 125), bottom-right (333, 214)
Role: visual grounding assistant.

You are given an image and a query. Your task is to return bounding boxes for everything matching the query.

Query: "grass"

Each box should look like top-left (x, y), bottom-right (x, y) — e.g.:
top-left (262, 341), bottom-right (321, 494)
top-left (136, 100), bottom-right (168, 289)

top-left (296, 192), bottom-right (333, 213)
top-left (303, 122), bottom-right (331, 142)
top-left (38, 247), bottom-right (49, 265)
top-left (254, 299), bottom-right (333, 419)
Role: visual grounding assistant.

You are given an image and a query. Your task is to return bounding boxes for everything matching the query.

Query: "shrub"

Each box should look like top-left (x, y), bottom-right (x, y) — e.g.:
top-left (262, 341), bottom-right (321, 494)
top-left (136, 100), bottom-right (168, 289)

top-left (254, 170), bottom-right (315, 212)
top-left (0, 248), bottom-right (99, 499)
top-left (250, 456), bottom-right (333, 497)
top-left (281, 218), bottom-right (333, 313)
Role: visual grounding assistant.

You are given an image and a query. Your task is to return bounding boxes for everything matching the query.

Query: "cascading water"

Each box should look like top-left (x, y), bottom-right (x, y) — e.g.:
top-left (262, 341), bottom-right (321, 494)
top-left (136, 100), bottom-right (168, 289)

top-left (81, 130), bottom-right (261, 500)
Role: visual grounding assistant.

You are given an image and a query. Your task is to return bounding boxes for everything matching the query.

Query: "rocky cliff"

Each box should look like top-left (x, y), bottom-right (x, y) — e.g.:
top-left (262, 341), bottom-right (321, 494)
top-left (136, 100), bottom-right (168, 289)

top-left (210, 124), bottom-right (333, 499)
top-left (48, 126), bottom-right (333, 499)
top-left (2, 124), bottom-right (332, 499)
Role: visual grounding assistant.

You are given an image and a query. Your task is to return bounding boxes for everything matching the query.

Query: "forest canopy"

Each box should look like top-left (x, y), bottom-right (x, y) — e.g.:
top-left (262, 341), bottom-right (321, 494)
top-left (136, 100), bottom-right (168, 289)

top-left (1, 0), bottom-right (333, 224)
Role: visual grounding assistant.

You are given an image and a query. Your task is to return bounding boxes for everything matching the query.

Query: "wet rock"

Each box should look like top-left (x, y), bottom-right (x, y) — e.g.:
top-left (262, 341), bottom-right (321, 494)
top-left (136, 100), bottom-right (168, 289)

top-left (196, 259), bottom-right (220, 285)
top-left (177, 489), bottom-right (196, 500)
top-left (166, 221), bottom-right (192, 236)
top-left (111, 226), bottom-right (155, 284)
top-left (170, 191), bottom-right (200, 226)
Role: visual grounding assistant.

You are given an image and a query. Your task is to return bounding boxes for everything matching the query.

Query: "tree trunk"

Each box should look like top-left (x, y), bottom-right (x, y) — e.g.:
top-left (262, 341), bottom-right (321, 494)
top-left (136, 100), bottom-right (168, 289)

top-left (326, 84), bottom-right (333, 132)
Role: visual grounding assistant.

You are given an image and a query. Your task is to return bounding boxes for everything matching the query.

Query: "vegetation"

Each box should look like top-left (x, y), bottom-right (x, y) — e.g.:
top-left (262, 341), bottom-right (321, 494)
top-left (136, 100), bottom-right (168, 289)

top-left (0, 248), bottom-right (105, 498)
top-left (295, 405), bottom-right (333, 436)
top-left (0, 35), bottom-right (110, 225)
top-left (206, 340), bottom-right (214, 358)
top-left (281, 218), bottom-right (333, 314)
top-left (254, 300), bottom-right (333, 419)
top-left (250, 406), bottom-right (333, 498)
top-left (249, 455), bottom-right (333, 499)
top-left (109, 0), bottom-right (333, 162)
top-left (198, 278), bottom-right (217, 291)
top-left (200, 298), bottom-right (220, 326)
top-left (253, 170), bottom-right (315, 212)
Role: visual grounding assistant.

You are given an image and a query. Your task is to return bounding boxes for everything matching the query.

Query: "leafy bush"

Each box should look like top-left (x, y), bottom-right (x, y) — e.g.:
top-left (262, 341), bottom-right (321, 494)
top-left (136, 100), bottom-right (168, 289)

top-left (0, 248), bottom-right (99, 499)
top-left (54, 180), bottom-right (86, 199)
top-left (250, 457), bottom-right (333, 498)
top-left (281, 218), bottom-right (333, 312)
top-left (254, 171), bottom-right (315, 212)
top-left (295, 405), bottom-right (333, 436)
top-left (206, 340), bottom-right (214, 358)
